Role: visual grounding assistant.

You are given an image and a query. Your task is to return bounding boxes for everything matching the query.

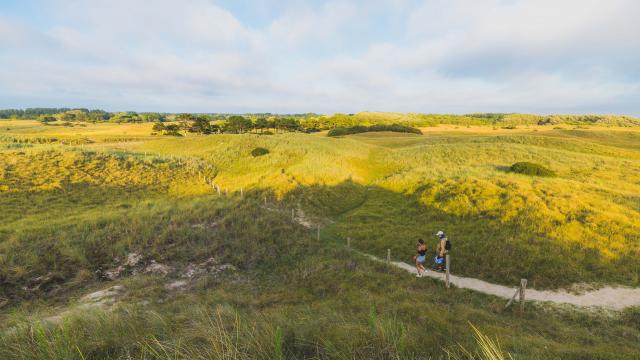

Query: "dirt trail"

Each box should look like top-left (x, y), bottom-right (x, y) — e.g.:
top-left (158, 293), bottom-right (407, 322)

top-left (362, 254), bottom-right (640, 310)
top-left (291, 208), bottom-right (640, 310)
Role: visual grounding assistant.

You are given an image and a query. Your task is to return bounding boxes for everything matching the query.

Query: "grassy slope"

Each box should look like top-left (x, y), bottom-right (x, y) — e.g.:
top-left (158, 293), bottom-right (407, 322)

top-left (1, 121), bottom-right (639, 358)
top-left (134, 127), bottom-right (640, 288)
top-left (1, 194), bottom-right (639, 359)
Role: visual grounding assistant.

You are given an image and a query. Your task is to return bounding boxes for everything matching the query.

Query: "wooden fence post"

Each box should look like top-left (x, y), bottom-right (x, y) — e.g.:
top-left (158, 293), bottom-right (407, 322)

top-left (387, 249), bottom-right (391, 264)
top-left (347, 237), bottom-right (351, 249)
top-left (317, 225), bottom-right (320, 241)
top-left (519, 279), bottom-right (527, 314)
top-left (291, 209), bottom-right (295, 221)
top-left (216, 185), bottom-right (221, 196)
top-left (505, 288), bottom-right (519, 309)
top-left (240, 188), bottom-right (243, 198)
top-left (445, 254), bottom-right (451, 288)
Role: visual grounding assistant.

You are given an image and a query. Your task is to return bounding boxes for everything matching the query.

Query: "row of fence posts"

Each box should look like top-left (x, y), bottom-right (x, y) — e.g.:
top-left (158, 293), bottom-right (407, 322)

top-left (287, 206), bottom-right (526, 314)
top-left (72, 151), bottom-right (528, 303)
top-left (206, 184), bottom-right (244, 198)
top-left (383, 244), bottom-right (526, 312)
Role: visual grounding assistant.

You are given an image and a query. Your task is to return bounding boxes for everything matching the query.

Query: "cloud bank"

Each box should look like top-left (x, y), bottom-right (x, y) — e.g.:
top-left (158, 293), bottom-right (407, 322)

top-left (0, 0), bottom-right (639, 114)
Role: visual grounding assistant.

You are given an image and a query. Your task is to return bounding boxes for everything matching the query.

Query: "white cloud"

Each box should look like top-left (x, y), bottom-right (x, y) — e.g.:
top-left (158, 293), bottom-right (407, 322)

top-left (0, 0), bottom-right (639, 114)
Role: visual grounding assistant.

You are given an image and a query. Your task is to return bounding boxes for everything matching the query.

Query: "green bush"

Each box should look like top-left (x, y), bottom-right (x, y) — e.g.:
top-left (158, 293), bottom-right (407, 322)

top-left (327, 124), bottom-right (422, 137)
top-left (251, 147), bottom-right (270, 157)
top-left (509, 162), bottom-right (556, 177)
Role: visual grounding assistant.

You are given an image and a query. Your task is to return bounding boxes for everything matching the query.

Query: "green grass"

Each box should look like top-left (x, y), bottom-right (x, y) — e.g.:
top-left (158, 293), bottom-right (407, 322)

top-left (1, 121), bottom-right (640, 358)
top-left (1, 198), bottom-right (639, 358)
top-left (1, 193), bottom-right (639, 359)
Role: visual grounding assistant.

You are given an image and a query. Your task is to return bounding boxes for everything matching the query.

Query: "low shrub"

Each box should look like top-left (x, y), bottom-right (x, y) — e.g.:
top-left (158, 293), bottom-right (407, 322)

top-left (327, 124), bottom-right (422, 137)
top-left (251, 147), bottom-right (270, 157)
top-left (509, 162), bottom-right (556, 177)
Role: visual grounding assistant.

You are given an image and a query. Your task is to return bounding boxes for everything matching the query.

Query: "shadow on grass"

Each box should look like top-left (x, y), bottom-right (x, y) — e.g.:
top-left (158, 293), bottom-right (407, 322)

top-left (1, 179), bottom-right (635, 303)
top-left (280, 180), bottom-right (635, 290)
top-left (2, 181), bottom-right (640, 359)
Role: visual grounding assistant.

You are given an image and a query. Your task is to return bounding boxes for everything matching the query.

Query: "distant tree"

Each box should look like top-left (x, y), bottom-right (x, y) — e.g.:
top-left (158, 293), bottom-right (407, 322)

top-left (109, 112), bottom-right (141, 123)
top-left (302, 117), bottom-right (321, 132)
top-left (224, 115), bottom-right (252, 134)
top-left (38, 115), bottom-right (57, 124)
top-left (283, 117), bottom-right (300, 132)
top-left (0, 109), bottom-right (23, 119)
top-left (190, 116), bottom-right (213, 134)
top-left (273, 118), bottom-right (285, 133)
top-left (176, 113), bottom-right (195, 122)
top-left (61, 112), bottom-right (76, 121)
top-left (273, 117), bottom-right (300, 133)
top-left (127, 112), bottom-right (142, 123)
top-left (74, 111), bottom-right (88, 122)
top-left (152, 122), bottom-right (165, 133)
top-left (111, 114), bottom-right (129, 123)
top-left (141, 112), bottom-right (165, 123)
top-left (255, 117), bottom-right (269, 133)
top-left (86, 110), bottom-right (109, 122)
top-left (176, 113), bottom-right (194, 133)
top-left (267, 119), bottom-right (276, 132)
top-left (163, 124), bottom-right (182, 136)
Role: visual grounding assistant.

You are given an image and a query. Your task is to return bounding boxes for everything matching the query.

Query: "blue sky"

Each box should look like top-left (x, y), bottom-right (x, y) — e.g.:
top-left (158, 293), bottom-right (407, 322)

top-left (1, 0), bottom-right (639, 114)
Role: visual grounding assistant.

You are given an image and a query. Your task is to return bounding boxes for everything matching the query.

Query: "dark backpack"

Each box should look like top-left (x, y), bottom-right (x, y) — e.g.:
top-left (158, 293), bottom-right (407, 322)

top-left (444, 238), bottom-right (452, 251)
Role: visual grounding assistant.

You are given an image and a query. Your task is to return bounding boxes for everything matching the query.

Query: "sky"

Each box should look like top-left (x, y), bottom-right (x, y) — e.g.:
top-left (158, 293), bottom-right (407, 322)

top-left (1, 0), bottom-right (639, 115)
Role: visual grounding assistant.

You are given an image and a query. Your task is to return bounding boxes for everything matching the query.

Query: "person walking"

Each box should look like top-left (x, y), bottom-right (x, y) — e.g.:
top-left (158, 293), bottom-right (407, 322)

top-left (434, 230), bottom-right (450, 272)
top-left (414, 239), bottom-right (428, 277)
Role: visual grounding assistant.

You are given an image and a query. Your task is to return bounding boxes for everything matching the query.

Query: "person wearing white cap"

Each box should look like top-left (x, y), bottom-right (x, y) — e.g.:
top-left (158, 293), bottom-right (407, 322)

top-left (434, 231), bottom-right (450, 272)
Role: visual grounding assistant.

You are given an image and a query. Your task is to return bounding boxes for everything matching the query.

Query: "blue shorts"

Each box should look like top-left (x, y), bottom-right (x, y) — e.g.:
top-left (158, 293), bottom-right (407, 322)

top-left (416, 255), bottom-right (426, 264)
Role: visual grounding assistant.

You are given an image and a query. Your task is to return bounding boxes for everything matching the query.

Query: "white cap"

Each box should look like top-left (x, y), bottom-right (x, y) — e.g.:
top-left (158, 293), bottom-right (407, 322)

top-left (436, 230), bottom-right (444, 237)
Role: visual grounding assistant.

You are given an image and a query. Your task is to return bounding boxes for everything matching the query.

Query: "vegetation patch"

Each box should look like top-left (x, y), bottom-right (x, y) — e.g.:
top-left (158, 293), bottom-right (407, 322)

top-left (251, 147), bottom-right (269, 157)
top-left (2, 119), bottom-right (640, 358)
top-left (509, 162), bottom-right (556, 177)
top-left (327, 124), bottom-right (422, 137)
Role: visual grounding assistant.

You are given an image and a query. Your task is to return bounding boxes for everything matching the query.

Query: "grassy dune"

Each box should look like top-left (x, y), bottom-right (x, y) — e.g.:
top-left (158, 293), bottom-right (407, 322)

top-left (1, 192), bottom-right (639, 359)
top-left (1, 120), bottom-right (639, 358)
top-left (131, 127), bottom-right (640, 288)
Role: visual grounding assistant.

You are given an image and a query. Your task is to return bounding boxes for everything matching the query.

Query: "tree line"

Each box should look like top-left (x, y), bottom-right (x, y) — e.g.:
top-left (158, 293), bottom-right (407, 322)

top-left (0, 108), bottom-right (163, 123)
top-left (3, 108), bottom-right (639, 130)
top-left (152, 115), bottom-right (314, 136)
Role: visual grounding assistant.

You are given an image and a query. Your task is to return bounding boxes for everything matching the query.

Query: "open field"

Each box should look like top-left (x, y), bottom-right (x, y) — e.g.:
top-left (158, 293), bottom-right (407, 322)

top-left (1, 119), bottom-right (639, 358)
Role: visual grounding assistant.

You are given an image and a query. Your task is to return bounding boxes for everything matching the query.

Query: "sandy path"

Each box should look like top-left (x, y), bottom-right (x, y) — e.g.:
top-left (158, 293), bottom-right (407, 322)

top-left (291, 208), bottom-right (640, 310)
top-left (363, 254), bottom-right (640, 310)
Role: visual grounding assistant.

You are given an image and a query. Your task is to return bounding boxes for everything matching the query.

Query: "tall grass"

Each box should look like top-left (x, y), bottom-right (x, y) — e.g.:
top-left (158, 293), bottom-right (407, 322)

top-left (0, 307), bottom-right (512, 359)
top-left (2, 123), bottom-right (640, 358)
top-left (445, 324), bottom-right (514, 360)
